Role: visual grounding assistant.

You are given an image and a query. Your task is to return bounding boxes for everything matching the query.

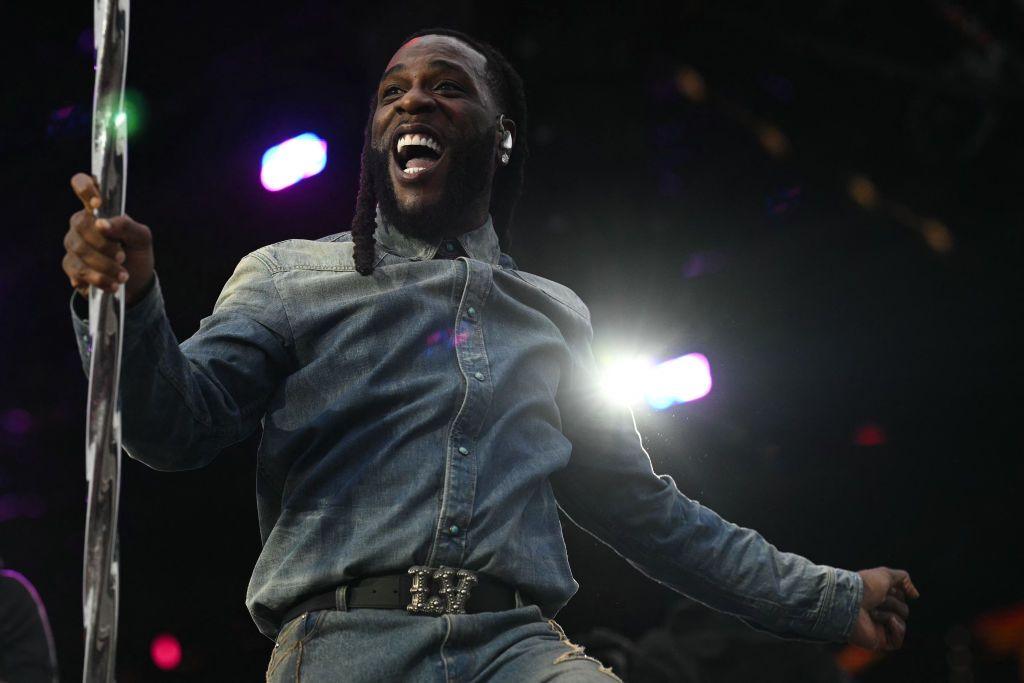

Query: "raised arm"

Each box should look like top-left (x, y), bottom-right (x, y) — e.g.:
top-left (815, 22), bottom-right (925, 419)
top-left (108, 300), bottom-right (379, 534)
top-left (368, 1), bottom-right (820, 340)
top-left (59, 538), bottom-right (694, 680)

top-left (64, 173), bottom-right (292, 471)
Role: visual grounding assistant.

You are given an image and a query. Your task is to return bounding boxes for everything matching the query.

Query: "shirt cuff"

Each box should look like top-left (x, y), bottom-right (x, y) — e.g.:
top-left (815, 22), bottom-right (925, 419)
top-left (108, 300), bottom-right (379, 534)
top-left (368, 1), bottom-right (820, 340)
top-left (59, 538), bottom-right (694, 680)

top-left (70, 273), bottom-right (166, 358)
top-left (815, 567), bottom-right (864, 642)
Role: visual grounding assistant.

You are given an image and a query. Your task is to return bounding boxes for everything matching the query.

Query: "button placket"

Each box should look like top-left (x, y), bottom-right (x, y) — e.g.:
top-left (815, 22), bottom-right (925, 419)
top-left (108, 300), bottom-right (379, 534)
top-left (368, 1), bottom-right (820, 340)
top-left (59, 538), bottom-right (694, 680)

top-left (427, 258), bottom-right (493, 569)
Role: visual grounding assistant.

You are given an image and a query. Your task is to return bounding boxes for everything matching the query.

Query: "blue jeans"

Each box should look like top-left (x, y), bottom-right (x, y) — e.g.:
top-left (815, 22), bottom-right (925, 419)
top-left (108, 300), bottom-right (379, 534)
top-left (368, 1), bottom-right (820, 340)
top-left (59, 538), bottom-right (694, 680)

top-left (265, 606), bottom-right (621, 682)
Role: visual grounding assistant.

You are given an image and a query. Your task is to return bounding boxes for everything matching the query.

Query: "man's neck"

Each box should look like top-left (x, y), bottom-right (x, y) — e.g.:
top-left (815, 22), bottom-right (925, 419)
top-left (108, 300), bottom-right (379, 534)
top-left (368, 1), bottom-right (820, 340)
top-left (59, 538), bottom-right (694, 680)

top-left (384, 206), bottom-right (489, 243)
top-left (440, 208), bottom-right (489, 239)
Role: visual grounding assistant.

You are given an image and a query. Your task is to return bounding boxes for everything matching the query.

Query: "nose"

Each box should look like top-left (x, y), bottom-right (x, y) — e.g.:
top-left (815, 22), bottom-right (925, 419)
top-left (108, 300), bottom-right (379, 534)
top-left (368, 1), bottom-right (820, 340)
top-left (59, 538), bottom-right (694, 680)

top-left (395, 83), bottom-right (436, 115)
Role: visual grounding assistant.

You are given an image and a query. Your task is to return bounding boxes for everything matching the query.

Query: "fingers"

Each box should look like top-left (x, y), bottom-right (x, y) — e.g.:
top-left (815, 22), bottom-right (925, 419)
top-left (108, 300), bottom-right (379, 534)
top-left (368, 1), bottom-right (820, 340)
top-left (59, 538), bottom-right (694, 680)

top-left (65, 222), bottom-right (125, 264)
top-left (876, 595), bottom-right (909, 620)
top-left (62, 240), bottom-right (128, 294)
top-left (103, 214), bottom-right (153, 249)
top-left (70, 173), bottom-right (102, 212)
top-left (62, 251), bottom-right (127, 294)
top-left (68, 210), bottom-right (120, 257)
top-left (64, 175), bottom-right (151, 296)
top-left (882, 612), bottom-right (906, 650)
top-left (887, 569), bottom-right (921, 600)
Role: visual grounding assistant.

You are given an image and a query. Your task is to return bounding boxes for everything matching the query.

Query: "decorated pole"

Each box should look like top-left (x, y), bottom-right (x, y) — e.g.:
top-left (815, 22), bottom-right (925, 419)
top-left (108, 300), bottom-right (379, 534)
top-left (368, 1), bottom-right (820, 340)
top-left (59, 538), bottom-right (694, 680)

top-left (83, 0), bottom-right (130, 680)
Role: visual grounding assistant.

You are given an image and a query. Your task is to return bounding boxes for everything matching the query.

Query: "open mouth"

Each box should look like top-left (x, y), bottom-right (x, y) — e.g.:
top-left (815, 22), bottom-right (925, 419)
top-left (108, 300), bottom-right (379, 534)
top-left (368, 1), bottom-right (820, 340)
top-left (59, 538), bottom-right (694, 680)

top-left (393, 131), bottom-right (445, 178)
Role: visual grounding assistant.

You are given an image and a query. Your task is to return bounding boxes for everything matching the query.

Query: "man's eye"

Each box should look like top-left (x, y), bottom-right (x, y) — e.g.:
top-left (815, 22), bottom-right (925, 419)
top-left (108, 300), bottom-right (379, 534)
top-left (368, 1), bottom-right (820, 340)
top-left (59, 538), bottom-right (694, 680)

top-left (436, 81), bottom-right (463, 93)
top-left (382, 85), bottom-right (402, 98)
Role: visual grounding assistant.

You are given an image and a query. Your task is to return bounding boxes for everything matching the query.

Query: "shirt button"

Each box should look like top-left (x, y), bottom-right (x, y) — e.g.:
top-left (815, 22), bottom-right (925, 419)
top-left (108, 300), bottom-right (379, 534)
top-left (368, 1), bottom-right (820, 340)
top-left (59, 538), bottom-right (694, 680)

top-left (466, 306), bottom-right (477, 318)
top-left (458, 446), bottom-right (469, 456)
top-left (448, 524), bottom-right (460, 535)
top-left (473, 372), bottom-right (485, 381)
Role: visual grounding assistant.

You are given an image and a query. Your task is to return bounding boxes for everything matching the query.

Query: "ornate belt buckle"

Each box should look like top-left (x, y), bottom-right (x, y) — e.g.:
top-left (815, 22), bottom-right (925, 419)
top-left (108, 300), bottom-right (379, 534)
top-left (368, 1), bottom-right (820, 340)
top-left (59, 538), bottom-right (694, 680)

top-left (406, 565), bottom-right (479, 615)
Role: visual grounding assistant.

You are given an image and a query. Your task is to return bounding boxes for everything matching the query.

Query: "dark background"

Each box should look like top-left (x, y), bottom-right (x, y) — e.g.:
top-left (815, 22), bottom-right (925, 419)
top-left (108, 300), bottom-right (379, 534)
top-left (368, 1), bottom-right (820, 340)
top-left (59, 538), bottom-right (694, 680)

top-left (2, 1), bottom-right (1022, 680)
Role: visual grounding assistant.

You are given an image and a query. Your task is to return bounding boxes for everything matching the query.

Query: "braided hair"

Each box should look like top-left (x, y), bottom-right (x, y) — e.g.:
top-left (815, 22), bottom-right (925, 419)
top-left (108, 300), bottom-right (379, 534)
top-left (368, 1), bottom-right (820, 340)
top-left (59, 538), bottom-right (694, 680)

top-left (351, 28), bottom-right (529, 275)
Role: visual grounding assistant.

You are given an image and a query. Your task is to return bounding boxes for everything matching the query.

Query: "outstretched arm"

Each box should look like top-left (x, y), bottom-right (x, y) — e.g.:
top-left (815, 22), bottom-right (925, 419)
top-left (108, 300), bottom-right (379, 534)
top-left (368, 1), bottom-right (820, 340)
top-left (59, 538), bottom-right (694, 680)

top-left (552, 312), bottom-right (917, 647)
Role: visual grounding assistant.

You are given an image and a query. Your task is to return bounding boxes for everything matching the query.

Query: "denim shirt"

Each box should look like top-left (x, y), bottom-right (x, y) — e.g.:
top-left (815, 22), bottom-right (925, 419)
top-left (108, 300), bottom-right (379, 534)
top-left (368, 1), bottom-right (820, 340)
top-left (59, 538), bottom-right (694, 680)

top-left (70, 215), bottom-right (862, 641)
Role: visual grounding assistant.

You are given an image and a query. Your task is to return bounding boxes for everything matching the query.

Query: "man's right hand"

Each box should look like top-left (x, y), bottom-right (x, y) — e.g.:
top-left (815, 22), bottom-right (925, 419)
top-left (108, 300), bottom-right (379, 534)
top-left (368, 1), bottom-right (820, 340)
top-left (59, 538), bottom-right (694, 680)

top-left (63, 172), bottom-right (155, 307)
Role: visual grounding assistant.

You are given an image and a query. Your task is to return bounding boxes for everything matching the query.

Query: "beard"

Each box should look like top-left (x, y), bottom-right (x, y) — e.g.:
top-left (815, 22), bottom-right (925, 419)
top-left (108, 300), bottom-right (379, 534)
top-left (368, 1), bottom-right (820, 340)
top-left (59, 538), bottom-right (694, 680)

top-left (368, 127), bottom-right (494, 242)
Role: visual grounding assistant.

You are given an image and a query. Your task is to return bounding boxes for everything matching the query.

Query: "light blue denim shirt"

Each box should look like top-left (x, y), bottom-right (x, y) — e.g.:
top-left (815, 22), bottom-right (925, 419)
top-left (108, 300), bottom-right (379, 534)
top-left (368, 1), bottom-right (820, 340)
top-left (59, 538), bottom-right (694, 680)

top-left (70, 214), bottom-right (862, 641)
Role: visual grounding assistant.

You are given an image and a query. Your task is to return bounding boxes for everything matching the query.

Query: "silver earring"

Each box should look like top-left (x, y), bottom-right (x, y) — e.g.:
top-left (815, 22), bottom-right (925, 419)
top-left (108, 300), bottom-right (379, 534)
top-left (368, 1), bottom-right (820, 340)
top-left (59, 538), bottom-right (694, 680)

top-left (500, 152), bottom-right (510, 165)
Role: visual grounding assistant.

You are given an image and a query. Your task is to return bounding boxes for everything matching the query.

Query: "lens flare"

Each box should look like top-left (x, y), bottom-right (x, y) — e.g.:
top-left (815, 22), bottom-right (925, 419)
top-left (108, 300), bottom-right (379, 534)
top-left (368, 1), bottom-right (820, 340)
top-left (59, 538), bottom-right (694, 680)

top-left (600, 353), bottom-right (712, 410)
top-left (600, 357), bottom-right (656, 406)
top-left (261, 133), bottom-right (328, 191)
top-left (644, 353), bottom-right (713, 409)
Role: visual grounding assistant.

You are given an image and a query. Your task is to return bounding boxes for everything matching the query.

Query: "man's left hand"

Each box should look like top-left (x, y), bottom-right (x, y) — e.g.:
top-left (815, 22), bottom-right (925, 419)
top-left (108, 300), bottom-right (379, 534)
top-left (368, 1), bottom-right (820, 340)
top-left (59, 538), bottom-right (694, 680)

top-left (850, 567), bottom-right (920, 650)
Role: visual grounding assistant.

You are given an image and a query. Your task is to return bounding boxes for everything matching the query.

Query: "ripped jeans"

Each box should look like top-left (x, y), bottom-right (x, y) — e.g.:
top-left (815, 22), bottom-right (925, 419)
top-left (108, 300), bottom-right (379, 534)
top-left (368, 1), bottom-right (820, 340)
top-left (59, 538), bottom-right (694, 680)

top-left (266, 605), bottom-right (620, 682)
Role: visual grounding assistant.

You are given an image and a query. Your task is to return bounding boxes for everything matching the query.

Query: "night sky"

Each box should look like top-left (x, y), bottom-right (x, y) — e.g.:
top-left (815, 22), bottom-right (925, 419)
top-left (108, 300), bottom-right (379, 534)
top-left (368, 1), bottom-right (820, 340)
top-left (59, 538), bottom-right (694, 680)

top-left (3, 1), bottom-right (1022, 680)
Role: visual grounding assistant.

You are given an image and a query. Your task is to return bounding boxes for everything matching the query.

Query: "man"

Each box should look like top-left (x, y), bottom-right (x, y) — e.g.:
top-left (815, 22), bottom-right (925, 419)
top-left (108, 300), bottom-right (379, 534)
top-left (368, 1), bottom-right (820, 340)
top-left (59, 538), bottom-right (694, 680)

top-left (0, 564), bottom-right (59, 683)
top-left (62, 28), bottom-right (918, 681)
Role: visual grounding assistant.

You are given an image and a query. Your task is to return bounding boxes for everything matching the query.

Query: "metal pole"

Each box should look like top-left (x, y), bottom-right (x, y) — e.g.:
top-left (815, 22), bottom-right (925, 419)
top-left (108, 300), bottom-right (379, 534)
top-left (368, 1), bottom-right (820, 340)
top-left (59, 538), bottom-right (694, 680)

top-left (83, 1), bottom-right (129, 680)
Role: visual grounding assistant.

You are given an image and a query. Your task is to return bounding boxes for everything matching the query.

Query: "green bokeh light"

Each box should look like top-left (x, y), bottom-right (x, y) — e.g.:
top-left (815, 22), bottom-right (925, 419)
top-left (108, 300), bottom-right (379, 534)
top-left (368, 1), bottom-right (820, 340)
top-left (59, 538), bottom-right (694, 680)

top-left (97, 88), bottom-right (147, 138)
top-left (118, 88), bottom-right (147, 138)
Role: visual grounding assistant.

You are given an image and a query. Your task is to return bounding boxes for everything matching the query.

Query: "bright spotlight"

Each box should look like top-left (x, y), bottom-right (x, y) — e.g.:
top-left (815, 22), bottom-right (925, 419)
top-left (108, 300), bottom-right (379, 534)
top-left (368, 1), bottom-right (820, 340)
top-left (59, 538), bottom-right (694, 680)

top-left (600, 353), bottom-right (712, 410)
top-left (644, 353), bottom-right (712, 408)
top-left (600, 356), bottom-right (656, 405)
top-left (260, 132), bottom-right (327, 191)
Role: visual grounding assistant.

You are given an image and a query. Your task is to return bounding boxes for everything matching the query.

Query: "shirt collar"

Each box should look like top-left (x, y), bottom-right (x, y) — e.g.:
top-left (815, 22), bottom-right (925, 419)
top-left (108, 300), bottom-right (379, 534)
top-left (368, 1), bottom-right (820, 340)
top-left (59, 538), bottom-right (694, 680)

top-left (374, 207), bottom-right (501, 266)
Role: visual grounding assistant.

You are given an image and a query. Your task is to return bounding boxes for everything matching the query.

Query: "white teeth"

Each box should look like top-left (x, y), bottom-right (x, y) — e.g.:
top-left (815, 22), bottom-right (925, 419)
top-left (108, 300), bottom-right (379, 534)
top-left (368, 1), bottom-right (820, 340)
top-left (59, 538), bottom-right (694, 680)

top-left (396, 133), bottom-right (442, 154)
top-left (403, 166), bottom-right (428, 175)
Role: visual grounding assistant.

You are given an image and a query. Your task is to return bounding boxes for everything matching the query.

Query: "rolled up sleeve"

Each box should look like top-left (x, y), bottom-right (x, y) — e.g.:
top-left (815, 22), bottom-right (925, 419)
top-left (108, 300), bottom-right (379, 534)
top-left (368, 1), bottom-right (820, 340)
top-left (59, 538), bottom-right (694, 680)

top-left (70, 253), bottom-right (292, 471)
top-left (551, 313), bottom-right (863, 642)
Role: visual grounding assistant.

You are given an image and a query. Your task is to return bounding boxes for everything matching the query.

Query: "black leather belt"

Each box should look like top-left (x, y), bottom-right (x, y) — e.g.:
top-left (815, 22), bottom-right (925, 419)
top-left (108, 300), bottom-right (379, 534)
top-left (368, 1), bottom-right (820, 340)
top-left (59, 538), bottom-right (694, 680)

top-left (280, 568), bottom-right (518, 628)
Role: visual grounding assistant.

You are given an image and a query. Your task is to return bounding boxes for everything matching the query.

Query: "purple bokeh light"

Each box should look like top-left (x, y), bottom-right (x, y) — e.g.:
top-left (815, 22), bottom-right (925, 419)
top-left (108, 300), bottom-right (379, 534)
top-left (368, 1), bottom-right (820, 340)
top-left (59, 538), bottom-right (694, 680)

top-left (1, 408), bottom-right (33, 435)
top-left (76, 28), bottom-right (94, 55)
top-left (644, 353), bottom-right (713, 409)
top-left (52, 105), bottom-right (75, 121)
top-left (680, 250), bottom-right (727, 279)
top-left (601, 353), bottom-right (713, 410)
top-left (0, 494), bottom-right (46, 523)
top-left (260, 133), bottom-right (327, 191)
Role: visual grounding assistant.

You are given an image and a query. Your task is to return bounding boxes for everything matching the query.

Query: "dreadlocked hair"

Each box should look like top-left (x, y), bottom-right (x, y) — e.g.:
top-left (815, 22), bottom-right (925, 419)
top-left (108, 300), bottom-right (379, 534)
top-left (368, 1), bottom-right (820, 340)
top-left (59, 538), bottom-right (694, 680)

top-left (350, 27), bottom-right (529, 275)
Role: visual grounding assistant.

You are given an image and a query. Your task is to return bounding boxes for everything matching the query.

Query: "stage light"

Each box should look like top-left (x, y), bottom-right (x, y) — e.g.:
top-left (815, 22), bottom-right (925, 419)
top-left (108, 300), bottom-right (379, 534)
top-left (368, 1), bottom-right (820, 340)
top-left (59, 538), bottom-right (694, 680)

top-left (848, 175), bottom-right (879, 210)
top-left (150, 633), bottom-right (182, 671)
top-left (756, 124), bottom-right (791, 159)
top-left (600, 353), bottom-right (712, 410)
top-left (921, 219), bottom-right (955, 253)
top-left (645, 353), bottom-right (713, 408)
top-left (0, 408), bottom-right (33, 435)
top-left (854, 423), bottom-right (887, 447)
top-left (835, 644), bottom-right (883, 675)
top-left (600, 356), bottom-right (656, 406)
top-left (52, 105), bottom-right (75, 121)
top-left (674, 66), bottom-right (707, 102)
top-left (0, 494), bottom-right (46, 523)
top-left (261, 133), bottom-right (328, 191)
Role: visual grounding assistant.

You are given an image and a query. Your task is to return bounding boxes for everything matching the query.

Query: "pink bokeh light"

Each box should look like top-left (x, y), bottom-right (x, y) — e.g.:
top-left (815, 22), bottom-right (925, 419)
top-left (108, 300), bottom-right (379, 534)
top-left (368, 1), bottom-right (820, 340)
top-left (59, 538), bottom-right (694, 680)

top-left (150, 633), bottom-right (182, 671)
